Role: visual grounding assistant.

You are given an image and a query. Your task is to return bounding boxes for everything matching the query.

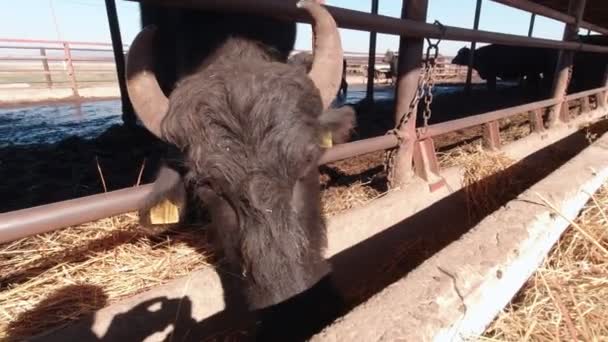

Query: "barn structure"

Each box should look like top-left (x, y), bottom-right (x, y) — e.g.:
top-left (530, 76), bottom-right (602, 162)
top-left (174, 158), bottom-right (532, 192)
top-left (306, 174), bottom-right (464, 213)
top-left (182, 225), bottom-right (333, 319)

top-left (0, 0), bottom-right (607, 340)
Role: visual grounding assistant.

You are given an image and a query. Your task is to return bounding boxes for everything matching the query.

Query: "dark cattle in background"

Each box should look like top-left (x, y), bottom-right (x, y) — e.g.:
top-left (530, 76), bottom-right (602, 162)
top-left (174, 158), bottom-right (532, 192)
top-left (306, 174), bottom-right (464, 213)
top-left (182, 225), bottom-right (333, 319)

top-left (128, 1), bottom-right (355, 339)
top-left (382, 50), bottom-right (398, 84)
top-left (452, 44), bottom-right (557, 92)
top-left (288, 51), bottom-right (349, 100)
top-left (569, 34), bottom-right (608, 93)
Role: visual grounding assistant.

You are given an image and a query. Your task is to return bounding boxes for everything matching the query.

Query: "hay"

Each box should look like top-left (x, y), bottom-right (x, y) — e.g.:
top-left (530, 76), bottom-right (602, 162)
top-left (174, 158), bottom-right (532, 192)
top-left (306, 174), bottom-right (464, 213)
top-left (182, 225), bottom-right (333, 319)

top-left (483, 183), bottom-right (608, 341)
top-left (0, 215), bottom-right (211, 340)
top-left (321, 180), bottom-right (387, 217)
top-left (438, 143), bottom-right (517, 223)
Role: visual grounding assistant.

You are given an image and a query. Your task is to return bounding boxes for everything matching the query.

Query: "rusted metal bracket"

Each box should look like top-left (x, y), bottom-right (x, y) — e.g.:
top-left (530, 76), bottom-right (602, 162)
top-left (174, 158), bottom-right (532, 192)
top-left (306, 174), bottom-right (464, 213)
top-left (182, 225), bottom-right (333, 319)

top-left (581, 96), bottom-right (591, 113)
top-left (413, 138), bottom-right (446, 192)
top-left (598, 91), bottom-right (608, 108)
top-left (482, 121), bottom-right (501, 150)
top-left (528, 108), bottom-right (544, 133)
top-left (559, 100), bottom-right (571, 124)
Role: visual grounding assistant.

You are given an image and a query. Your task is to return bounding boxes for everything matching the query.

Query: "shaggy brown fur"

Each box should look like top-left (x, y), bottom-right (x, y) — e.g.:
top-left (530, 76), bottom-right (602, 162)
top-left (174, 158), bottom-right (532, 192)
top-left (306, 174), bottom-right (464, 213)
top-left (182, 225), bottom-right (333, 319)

top-left (136, 4), bottom-right (355, 338)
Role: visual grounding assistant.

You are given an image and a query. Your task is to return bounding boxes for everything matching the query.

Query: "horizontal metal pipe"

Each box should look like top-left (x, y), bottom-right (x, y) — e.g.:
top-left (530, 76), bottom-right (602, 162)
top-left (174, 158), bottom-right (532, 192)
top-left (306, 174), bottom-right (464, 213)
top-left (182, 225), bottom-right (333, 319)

top-left (0, 135), bottom-right (397, 244)
top-left (0, 37), bottom-right (127, 47)
top-left (418, 98), bottom-right (560, 139)
top-left (419, 86), bottom-right (608, 139)
top-left (491, 0), bottom-right (575, 24)
top-left (490, 0), bottom-right (608, 35)
top-left (0, 185), bottom-right (152, 244)
top-left (566, 86), bottom-right (608, 101)
top-left (0, 56), bottom-right (115, 62)
top-left (319, 134), bottom-right (398, 165)
top-left (0, 46), bottom-right (116, 53)
top-left (132, 0), bottom-right (608, 54)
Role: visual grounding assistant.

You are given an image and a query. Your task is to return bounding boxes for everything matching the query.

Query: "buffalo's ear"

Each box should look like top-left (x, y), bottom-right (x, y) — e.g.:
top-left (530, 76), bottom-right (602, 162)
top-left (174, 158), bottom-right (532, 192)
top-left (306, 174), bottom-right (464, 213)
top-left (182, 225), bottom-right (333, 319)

top-left (138, 165), bottom-right (187, 227)
top-left (318, 105), bottom-right (357, 144)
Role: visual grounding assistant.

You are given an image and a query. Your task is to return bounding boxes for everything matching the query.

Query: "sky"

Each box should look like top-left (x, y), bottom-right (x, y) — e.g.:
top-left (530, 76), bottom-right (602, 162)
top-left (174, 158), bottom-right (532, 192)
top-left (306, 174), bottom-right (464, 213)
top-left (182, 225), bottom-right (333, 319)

top-left (0, 0), bottom-right (576, 57)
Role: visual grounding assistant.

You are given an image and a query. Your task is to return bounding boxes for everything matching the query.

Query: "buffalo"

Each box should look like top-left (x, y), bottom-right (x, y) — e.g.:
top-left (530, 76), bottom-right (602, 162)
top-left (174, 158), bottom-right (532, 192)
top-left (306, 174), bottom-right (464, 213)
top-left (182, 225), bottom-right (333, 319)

top-left (127, 0), bottom-right (355, 339)
top-left (452, 44), bottom-right (557, 92)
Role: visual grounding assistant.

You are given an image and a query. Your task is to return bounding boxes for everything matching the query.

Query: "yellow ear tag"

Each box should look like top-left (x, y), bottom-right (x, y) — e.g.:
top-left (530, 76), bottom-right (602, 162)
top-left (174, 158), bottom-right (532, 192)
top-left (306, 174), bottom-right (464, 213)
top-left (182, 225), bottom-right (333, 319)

top-left (149, 199), bottom-right (180, 225)
top-left (319, 130), bottom-right (333, 148)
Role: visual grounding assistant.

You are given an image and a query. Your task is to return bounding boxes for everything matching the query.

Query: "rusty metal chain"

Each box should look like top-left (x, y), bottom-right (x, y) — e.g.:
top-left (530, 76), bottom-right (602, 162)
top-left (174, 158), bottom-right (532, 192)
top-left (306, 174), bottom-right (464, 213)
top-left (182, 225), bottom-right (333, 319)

top-left (419, 36), bottom-right (441, 135)
top-left (383, 22), bottom-right (443, 185)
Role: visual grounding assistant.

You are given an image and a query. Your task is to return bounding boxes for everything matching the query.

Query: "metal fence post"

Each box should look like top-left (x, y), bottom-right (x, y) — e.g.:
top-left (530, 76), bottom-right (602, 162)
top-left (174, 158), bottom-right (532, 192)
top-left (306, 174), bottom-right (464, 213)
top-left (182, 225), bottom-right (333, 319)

top-left (104, 0), bottom-right (135, 128)
top-left (63, 42), bottom-right (79, 97)
top-left (482, 121), bottom-right (501, 150)
top-left (528, 13), bottom-right (536, 37)
top-left (548, 0), bottom-right (586, 127)
top-left (365, 0), bottom-right (379, 101)
top-left (465, 0), bottom-right (483, 95)
top-left (390, 0), bottom-right (429, 187)
top-left (40, 48), bottom-right (53, 88)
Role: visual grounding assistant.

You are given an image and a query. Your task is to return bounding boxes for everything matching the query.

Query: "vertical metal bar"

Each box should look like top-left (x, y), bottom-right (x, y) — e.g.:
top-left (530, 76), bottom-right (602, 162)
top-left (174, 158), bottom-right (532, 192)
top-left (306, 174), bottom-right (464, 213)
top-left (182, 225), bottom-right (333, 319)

top-left (104, 0), bottom-right (135, 128)
top-left (365, 0), bottom-right (379, 101)
top-left (465, 0), bottom-right (483, 94)
top-left (548, 0), bottom-right (586, 127)
top-left (528, 13), bottom-right (536, 37)
top-left (390, 0), bottom-right (429, 187)
top-left (482, 121), bottom-right (501, 150)
top-left (40, 48), bottom-right (52, 88)
top-left (63, 42), bottom-right (79, 97)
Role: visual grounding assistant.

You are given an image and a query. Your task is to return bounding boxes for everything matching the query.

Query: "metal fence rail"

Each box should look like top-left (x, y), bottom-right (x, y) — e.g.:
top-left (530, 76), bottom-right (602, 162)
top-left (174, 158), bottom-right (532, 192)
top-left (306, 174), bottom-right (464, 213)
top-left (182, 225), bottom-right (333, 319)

top-left (0, 38), bottom-right (125, 95)
top-left (2, 85), bottom-right (606, 244)
top-left (490, 0), bottom-right (608, 35)
top-left (132, 0), bottom-right (608, 54)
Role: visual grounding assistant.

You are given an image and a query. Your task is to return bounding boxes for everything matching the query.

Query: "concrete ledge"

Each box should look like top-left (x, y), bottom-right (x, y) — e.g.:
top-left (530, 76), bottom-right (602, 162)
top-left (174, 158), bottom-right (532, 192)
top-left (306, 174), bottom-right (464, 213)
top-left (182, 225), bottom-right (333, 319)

top-left (30, 108), bottom-right (607, 341)
top-left (311, 127), bottom-right (608, 341)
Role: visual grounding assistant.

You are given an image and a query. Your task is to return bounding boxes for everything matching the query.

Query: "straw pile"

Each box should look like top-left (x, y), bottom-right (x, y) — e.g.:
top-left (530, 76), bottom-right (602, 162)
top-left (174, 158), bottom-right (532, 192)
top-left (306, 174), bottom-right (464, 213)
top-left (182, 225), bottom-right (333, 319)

top-left (0, 215), bottom-right (212, 340)
top-left (482, 183), bottom-right (608, 341)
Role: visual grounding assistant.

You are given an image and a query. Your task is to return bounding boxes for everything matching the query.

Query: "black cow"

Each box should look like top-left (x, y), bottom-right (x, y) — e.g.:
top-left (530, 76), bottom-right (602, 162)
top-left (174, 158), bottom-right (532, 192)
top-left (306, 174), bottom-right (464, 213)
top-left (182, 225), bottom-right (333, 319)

top-left (452, 44), bottom-right (557, 92)
top-left (128, 1), bottom-right (355, 339)
top-left (569, 34), bottom-right (608, 93)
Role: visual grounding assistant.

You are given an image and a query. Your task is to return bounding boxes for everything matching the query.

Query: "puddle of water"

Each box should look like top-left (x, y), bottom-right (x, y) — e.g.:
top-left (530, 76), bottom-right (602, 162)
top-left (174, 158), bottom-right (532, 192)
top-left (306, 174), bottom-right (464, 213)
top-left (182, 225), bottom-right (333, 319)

top-left (0, 100), bottom-right (122, 147)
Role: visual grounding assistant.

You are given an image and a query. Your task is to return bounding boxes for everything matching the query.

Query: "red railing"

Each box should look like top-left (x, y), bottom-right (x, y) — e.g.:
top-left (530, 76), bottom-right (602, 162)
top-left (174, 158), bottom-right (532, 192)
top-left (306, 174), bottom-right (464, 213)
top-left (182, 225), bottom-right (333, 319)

top-left (0, 38), bottom-right (128, 95)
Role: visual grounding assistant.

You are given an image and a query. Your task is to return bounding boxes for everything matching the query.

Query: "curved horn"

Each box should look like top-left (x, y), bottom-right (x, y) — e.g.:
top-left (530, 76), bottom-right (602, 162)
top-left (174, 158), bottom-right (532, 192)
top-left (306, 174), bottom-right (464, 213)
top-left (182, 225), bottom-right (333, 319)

top-left (297, 0), bottom-right (343, 110)
top-left (125, 25), bottom-right (168, 138)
